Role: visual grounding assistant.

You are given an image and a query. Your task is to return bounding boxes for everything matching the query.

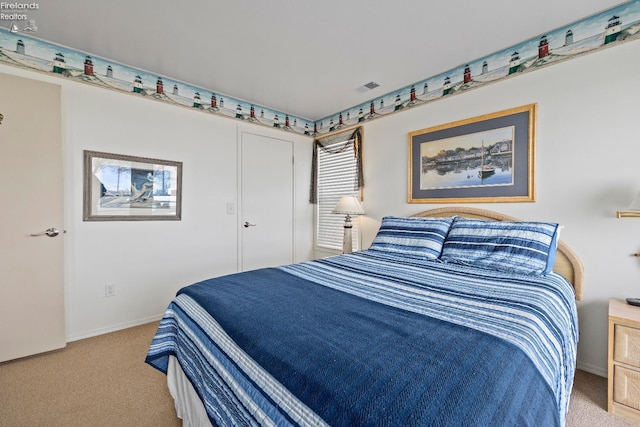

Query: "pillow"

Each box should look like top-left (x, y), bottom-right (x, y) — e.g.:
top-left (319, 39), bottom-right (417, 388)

top-left (368, 216), bottom-right (454, 260)
top-left (440, 217), bottom-right (560, 275)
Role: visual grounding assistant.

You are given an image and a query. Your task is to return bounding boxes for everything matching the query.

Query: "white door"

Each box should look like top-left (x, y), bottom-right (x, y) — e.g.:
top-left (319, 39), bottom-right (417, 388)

top-left (0, 73), bottom-right (65, 362)
top-left (240, 132), bottom-right (294, 271)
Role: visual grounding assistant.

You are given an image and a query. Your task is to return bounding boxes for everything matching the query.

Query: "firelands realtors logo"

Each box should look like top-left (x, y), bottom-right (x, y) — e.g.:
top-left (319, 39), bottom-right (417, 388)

top-left (1, 2), bottom-right (39, 32)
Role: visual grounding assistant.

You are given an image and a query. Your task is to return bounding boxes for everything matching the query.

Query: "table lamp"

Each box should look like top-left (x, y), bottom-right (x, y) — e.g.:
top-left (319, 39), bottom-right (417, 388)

top-left (332, 195), bottom-right (365, 254)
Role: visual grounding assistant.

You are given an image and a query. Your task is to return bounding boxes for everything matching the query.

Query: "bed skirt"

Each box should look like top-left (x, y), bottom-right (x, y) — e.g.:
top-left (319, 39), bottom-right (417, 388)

top-left (167, 355), bottom-right (213, 427)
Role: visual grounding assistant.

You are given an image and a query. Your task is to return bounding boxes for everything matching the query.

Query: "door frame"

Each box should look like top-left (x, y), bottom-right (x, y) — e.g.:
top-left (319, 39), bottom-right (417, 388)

top-left (236, 128), bottom-right (296, 272)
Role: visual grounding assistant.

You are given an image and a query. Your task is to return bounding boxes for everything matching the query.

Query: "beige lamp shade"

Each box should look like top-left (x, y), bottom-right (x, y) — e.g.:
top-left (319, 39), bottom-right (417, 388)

top-left (332, 195), bottom-right (365, 216)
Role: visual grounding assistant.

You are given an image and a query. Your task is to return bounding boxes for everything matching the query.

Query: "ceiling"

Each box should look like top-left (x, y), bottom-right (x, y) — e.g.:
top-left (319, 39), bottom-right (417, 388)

top-left (12, 0), bottom-right (624, 120)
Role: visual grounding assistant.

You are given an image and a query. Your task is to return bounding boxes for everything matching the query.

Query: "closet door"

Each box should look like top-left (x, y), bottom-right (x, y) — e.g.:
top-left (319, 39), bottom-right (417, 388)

top-left (0, 73), bottom-right (65, 362)
top-left (240, 132), bottom-right (294, 271)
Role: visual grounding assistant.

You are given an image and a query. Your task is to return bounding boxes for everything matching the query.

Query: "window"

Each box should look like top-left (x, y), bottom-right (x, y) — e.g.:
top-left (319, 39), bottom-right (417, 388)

top-left (313, 128), bottom-right (363, 252)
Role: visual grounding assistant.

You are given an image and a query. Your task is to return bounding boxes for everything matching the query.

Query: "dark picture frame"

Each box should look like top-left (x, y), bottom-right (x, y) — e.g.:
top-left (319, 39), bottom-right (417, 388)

top-left (408, 104), bottom-right (536, 203)
top-left (83, 150), bottom-right (182, 221)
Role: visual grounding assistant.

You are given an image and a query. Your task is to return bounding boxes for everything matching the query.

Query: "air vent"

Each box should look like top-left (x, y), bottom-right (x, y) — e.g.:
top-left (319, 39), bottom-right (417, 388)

top-left (355, 81), bottom-right (381, 94)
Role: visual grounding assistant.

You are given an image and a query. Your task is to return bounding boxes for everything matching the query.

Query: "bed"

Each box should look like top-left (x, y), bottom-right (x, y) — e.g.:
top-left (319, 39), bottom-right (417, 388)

top-left (146, 207), bottom-right (583, 427)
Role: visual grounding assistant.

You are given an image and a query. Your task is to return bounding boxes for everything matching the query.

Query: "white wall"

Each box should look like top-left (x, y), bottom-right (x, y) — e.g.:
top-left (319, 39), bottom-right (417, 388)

top-left (0, 63), bottom-right (314, 341)
top-left (359, 40), bottom-right (640, 376)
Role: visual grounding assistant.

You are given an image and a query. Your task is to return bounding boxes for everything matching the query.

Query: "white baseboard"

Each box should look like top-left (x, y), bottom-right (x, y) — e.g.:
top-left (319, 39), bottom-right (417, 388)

top-left (577, 360), bottom-right (607, 378)
top-left (67, 314), bottom-right (164, 342)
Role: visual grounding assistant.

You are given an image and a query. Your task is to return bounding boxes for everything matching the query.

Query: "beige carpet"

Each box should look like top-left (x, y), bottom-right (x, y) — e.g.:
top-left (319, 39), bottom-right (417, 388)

top-left (0, 322), bottom-right (637, 426)
top-left (0, 322), bottom-right (180, 427)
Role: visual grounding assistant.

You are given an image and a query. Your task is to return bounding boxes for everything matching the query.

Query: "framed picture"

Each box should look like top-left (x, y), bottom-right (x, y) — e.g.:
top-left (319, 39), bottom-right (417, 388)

top-left (83, 150), bottom-right (182, 221)
top-left (408, 104), bottom-right (536, 203)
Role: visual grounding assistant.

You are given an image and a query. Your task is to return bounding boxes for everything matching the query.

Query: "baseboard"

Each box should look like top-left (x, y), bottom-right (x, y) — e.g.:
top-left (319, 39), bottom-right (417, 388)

top-left (67, 314), bottom-right (164, 342)
top-left (577, 360), bottom-right (607, 378)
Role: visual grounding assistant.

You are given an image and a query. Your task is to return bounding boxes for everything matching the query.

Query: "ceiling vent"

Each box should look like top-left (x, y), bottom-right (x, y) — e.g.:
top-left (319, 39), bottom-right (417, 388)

top-left (356, 81), bottom-right (380, 93)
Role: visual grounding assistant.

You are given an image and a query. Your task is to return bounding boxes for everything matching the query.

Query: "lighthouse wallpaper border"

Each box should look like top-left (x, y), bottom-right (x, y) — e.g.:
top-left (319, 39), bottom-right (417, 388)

top-left (0, 2), bottom-right (640, 137)
top-left (83, 150), bottom-right (183, 222)
top-left (408, 104), bottom-right (535, 204)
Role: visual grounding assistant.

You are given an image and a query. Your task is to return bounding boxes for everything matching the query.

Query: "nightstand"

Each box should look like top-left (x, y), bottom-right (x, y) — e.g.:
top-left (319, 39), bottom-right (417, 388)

top-left (608, 298), bottom-right (640, 423)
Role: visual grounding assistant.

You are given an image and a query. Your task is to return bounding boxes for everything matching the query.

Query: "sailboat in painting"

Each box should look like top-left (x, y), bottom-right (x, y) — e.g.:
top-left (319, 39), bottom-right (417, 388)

top-left (479, 140), bottom-right (495, 179)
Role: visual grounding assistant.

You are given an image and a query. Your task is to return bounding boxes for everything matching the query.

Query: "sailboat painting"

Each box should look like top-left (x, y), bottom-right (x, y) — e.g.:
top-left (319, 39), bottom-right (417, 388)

top-left (409, 104), bottom-right (535, 203)
top-left (418, 127), bottom-right (514, 191)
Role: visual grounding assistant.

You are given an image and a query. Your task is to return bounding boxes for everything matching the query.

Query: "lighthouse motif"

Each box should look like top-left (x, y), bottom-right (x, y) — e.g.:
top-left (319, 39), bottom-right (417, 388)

top-left (52, 53), bottom-right (66, 74)
top-left (84, 56), bottom-right (94, 76)
top-left (358, 107), bottom-right (364, 122)
top-left (211, 94), bottom-right (217, 109)
top-left (370, 101), bottom-right (375, 115)
top-left (106, 65), bottom-right (113, 78)
top-left (508, 51), bottom-right (521, 75)
top-left (538, 35), bottom-right (549, 59)
top-left (156, 77), bottom-right (164, 94)
top-left (236, 105), bottom-right (243, 118)
top-left (338, 113), bottom-right (343, 126)
top-left (313, 123), bottom-right (318, 135)
top-left (273, 114), bottom-right (280, 128)
top-left (442, 76), bottom-right (452, 95)
top-left (173, 84), bottom-right (179, 95)
top-left (193, 92), bottom-right (202, 108)
top-left (410, 85), bottom-right (416, 101)
top-left (423, 82), bottom-right (428, 95)
top-left (481, 61), bottom-right (488, 74)
top-left (285, 115), bottom-right (290, 127)
top-left (16, 39), bottom-right (25, 55)
top-left (564, 29), bottom-right (574, 46)
top-left (250, 105), bottom-right (255, 119)
top-left (463, 65), bottom-right (471, 84)
top-left (133, 75), bottom-right (143, 93)
top-left (605, 15), bottom-right (622, 44)
top-left (394, 94), bottom-right (402, 111)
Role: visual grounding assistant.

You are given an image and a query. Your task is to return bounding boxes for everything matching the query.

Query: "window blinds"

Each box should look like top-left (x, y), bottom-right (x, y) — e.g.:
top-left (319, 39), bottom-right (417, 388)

top-left (316, 137), bottom-right (360, 251)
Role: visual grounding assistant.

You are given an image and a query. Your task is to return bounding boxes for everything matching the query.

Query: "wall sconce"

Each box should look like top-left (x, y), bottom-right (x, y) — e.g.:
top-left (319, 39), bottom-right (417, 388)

top-left (332, 195), bottom-right (365, 254)
top-left (617, 190), bottom-right (640, 218)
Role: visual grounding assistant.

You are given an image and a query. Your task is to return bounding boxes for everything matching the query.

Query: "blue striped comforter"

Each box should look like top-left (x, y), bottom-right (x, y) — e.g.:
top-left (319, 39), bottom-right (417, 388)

top-left (146, 250), bottom-right (578, 426)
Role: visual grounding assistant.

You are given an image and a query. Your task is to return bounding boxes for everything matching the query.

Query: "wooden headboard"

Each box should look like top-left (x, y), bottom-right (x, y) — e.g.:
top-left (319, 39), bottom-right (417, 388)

top-left (411, 207), bottom-right (584, 301)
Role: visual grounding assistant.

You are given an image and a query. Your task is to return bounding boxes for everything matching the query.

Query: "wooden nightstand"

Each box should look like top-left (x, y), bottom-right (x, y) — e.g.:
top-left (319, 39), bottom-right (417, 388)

top-left (608, 298), bottom-right (640, 423)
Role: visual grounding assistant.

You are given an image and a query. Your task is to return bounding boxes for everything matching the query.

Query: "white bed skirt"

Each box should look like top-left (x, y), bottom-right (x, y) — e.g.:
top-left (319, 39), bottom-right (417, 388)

top-left (167, 355), bottom-right (213, 427)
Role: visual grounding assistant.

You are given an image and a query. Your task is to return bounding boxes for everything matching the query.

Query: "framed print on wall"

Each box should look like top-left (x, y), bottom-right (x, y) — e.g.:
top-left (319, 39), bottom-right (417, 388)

top-left (408, 104), bottom-right (536, 203)
top-left (83, 150), bottom-right (182, 221)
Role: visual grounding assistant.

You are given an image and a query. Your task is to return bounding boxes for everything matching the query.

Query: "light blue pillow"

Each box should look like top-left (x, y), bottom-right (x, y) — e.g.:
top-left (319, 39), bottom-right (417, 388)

top-left (440, 217), bottom-right (560, 275)
top-left (369, 216), bottom-right (454, 260)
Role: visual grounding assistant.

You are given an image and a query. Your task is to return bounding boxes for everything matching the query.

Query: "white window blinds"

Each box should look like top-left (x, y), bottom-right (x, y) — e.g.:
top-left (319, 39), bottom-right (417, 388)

top-left (316, 136), bottom-right (360, 251)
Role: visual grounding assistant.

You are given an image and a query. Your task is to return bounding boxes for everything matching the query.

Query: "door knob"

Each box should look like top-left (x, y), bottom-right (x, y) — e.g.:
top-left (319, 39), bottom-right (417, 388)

top-left (243, 221), bottom-right (256, 228)
top-left (30, 227), bottom-right (60, 237)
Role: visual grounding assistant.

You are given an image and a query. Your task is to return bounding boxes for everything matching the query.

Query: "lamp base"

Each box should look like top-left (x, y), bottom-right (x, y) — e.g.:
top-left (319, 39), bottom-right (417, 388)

top-left (342, 224), bottom-right (353, 254)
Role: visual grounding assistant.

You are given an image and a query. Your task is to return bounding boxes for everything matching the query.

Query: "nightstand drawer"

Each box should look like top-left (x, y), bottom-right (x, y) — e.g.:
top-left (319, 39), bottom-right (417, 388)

top-left (615, 324), bottom-right (640, 367)
top-left (614, 366), bottom-right (640, 410)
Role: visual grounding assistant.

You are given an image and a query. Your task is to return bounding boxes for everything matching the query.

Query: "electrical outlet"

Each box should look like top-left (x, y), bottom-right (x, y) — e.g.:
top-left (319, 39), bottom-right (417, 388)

top-left (105, 283), bottom-right (116, 297)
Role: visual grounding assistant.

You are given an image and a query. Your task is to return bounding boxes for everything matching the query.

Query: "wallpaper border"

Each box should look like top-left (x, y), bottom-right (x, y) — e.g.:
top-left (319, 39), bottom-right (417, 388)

top-left (1, 1), bottom-right (639, 137)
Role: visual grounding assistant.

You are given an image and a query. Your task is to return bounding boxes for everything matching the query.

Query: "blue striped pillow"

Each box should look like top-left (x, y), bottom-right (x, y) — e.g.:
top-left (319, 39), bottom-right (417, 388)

top-left (369, 216), bottom-right (454, 260)
top-left (440, 218), bottom-right (560, 275)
